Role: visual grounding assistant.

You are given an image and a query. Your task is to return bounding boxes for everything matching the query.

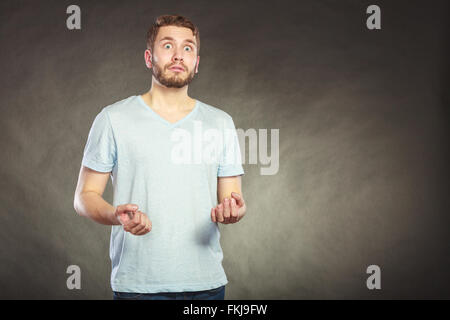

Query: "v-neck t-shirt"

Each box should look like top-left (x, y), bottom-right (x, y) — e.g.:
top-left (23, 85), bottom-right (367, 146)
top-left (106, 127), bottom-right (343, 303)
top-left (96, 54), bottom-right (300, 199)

top-left (81, 95), bottom-right (244, 293)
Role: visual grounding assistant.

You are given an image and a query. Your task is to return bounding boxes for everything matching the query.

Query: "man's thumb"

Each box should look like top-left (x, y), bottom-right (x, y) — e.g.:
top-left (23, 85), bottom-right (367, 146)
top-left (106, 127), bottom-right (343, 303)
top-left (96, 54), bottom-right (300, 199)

top-left (231, 192), bottom-right (244, 205)
top-left (122, 204), bottom-right (138, 213)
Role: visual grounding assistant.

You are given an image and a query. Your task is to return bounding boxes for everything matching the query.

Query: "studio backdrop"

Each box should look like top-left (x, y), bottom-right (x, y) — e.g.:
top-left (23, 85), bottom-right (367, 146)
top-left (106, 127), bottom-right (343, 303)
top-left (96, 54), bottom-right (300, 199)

top-left (0, 0), bottom-right (448, 299)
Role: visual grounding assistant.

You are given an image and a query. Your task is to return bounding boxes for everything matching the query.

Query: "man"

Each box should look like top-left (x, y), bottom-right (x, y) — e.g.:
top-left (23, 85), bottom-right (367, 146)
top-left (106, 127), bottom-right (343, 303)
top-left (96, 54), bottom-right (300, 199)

top-left (73, 14), bottom-right (247, 300)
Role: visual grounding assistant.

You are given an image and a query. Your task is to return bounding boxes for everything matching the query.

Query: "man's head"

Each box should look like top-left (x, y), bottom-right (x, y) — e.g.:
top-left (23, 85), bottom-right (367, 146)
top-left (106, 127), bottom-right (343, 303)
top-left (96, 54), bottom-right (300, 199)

top-left (145, 15), bottom-right (200, 89)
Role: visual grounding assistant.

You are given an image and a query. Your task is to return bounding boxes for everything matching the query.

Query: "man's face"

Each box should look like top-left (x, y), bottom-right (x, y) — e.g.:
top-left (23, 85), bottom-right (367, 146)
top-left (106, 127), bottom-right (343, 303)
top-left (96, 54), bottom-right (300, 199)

top-left (147, 26), bottom-right (199, 88)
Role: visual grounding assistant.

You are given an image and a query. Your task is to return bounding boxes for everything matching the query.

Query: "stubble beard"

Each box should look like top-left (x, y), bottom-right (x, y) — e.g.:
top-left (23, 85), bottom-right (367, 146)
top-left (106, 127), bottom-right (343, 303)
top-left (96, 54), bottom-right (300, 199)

top-left (151, 59), bottom-right (196, 88)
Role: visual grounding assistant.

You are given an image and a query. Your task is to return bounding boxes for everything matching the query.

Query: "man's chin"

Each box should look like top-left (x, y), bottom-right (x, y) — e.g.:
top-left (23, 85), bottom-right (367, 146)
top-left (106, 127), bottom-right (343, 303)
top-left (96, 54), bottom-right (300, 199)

top-left (164, 81), bottom-right (189, 88)
top-left (165, 83), bottom-right (187, 88)
top-left (160, 75), bottom-right (194, 88)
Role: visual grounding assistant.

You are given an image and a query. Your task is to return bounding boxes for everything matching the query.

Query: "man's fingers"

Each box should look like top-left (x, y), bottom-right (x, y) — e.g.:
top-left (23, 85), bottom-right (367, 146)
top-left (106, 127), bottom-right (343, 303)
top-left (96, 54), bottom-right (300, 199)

top-left (130, 222), bottom-right (145, 234)
top-left (116, 204), bottom-right (139, 225)
top-left (142, 218), bottom-right (152, 234)
top-left (230, 198), bottom-right (238, 223)
top-left (211, 208), bottom-right (216, 223)
top-left (135, 217), bottom-right (152, 235)
top-left (231, 192), bottom-right (245, 207)
top-left (128, 211), bottom-right (144, 233)
top-left (131, 212), bottom-right (153, 235)
top-left (120, 204), bottom-right (139, 214)
top-left (132, 210), bottom-right (141, 225)
top-left (216, 203), bottom-right (224, 223)
top-left (223, 198), bottom-right (231, 223)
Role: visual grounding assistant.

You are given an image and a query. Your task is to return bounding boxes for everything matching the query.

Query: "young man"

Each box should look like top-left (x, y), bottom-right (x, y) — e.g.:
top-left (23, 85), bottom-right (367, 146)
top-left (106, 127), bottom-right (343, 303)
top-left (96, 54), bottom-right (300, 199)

top-left (73, 14), bottom-right (246, 300)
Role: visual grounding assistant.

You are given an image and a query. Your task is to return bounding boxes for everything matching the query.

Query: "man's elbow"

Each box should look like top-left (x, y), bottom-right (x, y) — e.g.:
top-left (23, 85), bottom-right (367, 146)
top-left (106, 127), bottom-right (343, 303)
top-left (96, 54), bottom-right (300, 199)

top-left (73, 192), bottom-right (84, 217)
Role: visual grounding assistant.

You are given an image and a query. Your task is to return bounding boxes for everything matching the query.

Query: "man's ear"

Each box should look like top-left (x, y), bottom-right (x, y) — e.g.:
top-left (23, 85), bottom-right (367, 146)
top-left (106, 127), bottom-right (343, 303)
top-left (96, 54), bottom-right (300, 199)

top-left (145, 49), bottom-right (152, 68)
top-left (195, 55), bottom-right (200, 73)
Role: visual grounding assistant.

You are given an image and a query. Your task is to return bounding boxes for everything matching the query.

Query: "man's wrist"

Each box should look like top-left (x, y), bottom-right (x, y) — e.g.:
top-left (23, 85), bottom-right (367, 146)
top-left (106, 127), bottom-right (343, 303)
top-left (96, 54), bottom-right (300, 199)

top-left (110, 205), bottom-right (121, 225)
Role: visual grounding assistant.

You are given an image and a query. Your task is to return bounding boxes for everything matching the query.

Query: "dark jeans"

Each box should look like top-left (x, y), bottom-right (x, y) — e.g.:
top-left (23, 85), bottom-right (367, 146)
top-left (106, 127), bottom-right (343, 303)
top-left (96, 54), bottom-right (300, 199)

top-left (113, 285), bottom-right (225, 300)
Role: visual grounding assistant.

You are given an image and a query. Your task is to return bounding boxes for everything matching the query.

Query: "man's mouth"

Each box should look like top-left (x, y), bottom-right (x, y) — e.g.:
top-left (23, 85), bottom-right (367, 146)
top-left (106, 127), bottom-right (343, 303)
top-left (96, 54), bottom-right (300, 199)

top-left (169, 65), bottom-right (185, 72)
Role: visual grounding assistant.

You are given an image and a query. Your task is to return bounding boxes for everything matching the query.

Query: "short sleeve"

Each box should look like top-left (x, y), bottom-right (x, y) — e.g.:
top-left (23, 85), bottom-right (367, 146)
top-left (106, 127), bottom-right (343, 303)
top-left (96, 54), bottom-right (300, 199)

top-left (81, 109), bottom-right (117, 172)
top-left (217, 116), bottom-right (245, 177)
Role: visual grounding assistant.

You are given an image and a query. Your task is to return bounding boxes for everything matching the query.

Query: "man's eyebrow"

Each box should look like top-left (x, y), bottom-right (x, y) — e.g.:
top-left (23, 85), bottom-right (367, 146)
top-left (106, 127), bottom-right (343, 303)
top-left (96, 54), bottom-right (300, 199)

top-left (159, 36), bottom-right (197, 47)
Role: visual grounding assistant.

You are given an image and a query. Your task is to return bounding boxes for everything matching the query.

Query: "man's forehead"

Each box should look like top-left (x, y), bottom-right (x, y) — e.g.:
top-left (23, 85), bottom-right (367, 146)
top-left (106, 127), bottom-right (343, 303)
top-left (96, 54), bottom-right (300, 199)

top-left (156, 26), bottom-right (196, 42)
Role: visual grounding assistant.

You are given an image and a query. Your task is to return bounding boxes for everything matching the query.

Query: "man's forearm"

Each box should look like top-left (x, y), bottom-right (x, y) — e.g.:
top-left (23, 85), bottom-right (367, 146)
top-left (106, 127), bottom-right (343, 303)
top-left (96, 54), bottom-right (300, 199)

top-left (74, 191), bottom-right (120, 225)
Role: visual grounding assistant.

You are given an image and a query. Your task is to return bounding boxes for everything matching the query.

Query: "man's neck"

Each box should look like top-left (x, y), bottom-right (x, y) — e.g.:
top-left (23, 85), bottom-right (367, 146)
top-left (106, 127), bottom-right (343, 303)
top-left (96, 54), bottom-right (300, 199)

top-left (142, 86), bottom-right (194, 112)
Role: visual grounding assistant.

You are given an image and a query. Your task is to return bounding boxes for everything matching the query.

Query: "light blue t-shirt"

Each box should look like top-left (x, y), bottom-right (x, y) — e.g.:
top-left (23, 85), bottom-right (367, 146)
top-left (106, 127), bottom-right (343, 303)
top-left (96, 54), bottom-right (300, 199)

top-left (81, 95), bottom-right (244, 293)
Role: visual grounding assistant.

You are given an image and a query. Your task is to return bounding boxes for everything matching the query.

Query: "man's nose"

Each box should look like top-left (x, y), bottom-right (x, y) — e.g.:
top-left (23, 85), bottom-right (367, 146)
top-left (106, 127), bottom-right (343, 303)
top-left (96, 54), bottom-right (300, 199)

top-left (173, 48), bottom-right (184, 61)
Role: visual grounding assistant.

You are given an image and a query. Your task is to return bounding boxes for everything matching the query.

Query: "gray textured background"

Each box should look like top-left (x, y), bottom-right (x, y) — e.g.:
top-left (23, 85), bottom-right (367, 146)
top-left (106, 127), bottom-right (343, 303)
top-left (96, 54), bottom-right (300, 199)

top-left (0, 0), bottom-right (448, 299)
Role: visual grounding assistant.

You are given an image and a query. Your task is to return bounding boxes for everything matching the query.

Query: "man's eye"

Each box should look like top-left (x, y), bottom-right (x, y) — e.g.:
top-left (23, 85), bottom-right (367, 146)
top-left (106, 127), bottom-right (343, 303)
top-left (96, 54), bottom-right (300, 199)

top-left (184, 46), bottom-right (192, 51)
top-left (164, 43), bottom-right (172, 49)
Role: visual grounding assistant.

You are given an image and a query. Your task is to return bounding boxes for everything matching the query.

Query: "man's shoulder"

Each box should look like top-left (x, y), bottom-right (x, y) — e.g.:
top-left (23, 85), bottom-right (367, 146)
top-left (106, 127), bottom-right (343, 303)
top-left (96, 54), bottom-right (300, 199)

top-left (102, 95), bottom-right (137, 114)
top-left (197, 99), bottom-right (233, 121)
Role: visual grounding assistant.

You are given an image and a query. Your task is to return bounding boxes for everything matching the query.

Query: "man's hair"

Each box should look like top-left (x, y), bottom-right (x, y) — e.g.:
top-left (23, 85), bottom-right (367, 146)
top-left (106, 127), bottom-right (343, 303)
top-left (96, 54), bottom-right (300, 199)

top-left (146, 14), bottom-right (200, 56)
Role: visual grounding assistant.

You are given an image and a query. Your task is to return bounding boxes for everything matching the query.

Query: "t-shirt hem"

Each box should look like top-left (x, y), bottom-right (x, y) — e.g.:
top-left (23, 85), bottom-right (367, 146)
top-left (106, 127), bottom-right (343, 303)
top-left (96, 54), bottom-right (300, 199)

top-left (217, 168), bottom-right (245, 177)
top-left (111, 278), bottom-right (228, 293)
top-left (82, 158), bottom-right (113, 173)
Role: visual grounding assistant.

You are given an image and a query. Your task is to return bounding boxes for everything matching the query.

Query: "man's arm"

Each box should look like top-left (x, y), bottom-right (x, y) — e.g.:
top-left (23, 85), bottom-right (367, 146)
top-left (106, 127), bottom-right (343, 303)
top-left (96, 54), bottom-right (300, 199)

top-left (212, 175), bottom-right (247, 224)
top-left (217, 175), bottom-right (242, 204)
top-left (74, 165), bottom-right (152, 235)
top-left (73, 165), bottom-right (121, 225)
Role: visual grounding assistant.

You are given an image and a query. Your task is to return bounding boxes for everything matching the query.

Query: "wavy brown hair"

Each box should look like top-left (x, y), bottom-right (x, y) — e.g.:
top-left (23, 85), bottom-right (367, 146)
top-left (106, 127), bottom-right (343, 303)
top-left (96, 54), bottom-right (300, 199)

top-left (146, 14), bottom-right (200, 56)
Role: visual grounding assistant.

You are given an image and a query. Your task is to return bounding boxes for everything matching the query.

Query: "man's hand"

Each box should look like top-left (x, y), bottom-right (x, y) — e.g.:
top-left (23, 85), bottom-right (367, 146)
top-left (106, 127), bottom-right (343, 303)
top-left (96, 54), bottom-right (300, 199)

top-left (114, 204), bottom-right (152, 235)
top-left (211, 192), bottom-right (246, 224)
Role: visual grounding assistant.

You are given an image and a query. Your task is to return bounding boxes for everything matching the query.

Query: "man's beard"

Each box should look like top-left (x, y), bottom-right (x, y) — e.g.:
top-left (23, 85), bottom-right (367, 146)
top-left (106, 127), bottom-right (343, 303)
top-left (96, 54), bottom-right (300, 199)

top-left (151, 60), bottom-right (196, 88)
